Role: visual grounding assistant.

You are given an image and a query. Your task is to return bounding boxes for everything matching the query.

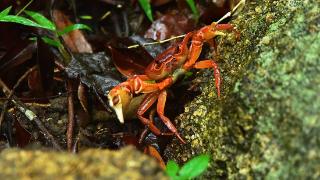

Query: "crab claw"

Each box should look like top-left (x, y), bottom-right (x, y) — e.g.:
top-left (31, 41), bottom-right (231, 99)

top-left (108, 86), bottom-right (132, 123)
top-left (198, 24), bottom-right (227, 42)
top-left (212, 22), bottom-right (237, 37)
top-left (213, 31), bottom-right (226, 37)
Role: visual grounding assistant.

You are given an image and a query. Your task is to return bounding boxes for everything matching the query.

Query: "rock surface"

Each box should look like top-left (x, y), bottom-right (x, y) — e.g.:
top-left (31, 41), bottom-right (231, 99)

top-left (165, 0), bottom-right (320, 179)
top-left (0, 146), bottom-right (167, 179)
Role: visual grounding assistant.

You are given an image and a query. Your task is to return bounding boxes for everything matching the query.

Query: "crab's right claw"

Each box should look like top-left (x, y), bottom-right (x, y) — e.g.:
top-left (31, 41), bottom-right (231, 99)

top-left (108, 86), bottom-right (132, 123)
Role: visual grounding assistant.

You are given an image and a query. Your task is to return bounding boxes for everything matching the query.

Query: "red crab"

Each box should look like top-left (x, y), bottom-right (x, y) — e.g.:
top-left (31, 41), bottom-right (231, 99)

top-left (108, 22), bottom-right (236, 143)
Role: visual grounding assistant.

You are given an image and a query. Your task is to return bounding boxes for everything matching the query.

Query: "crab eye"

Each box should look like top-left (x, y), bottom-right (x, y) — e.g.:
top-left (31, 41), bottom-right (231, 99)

top-left (112, 95), bottom-right (120, 105)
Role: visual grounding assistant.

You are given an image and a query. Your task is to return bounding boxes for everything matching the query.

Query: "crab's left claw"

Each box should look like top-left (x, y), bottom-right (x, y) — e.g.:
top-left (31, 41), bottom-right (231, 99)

top-left (108, 86), bottom-right (132, 123)
top-left (214, 31), bottom-right (226, 37)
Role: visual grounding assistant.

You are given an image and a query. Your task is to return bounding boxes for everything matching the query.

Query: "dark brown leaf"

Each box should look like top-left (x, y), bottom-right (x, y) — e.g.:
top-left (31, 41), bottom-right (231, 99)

top-left (108, 35), bottom-right (165, 78)
top-left (151, 0), bottom-right (173, 6)
top-left (27, 68), bottom-right (43, 95)
top-left (52, 9), bottom-right (93, 53)
top-left (78, 82), bottom-right (89, 112)
top-left (36, 38), bottom-right (54, 94)
top-left (65, 52), bottom-right (123, 95)
top-left (0, 42), bottom-right (36, 77)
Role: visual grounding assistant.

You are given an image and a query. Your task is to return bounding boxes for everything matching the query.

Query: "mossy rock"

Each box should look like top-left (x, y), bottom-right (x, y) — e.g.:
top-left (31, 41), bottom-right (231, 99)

top-left (0, 146), bottom-right (167, 179)
top-left (165, 0), bottom-right (320, 179)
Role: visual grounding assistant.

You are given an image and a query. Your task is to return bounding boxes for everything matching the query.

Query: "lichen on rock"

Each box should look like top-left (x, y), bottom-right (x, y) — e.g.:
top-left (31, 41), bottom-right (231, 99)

top-left (164, 0), bottom-right (320, 179)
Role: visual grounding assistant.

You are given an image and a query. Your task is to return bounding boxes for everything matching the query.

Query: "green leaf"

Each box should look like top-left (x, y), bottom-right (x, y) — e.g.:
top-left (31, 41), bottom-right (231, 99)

top-left (178, 154), bottom-right (210, 179)
top-left (57, 23), bottom-right (92, 36)
top-left (80, 15), bottom-right (92, 20)
top-left (138, 0), bottom-right (153, 21)
top-left (166, 160), bottom-right (180, 177)
top-left (41, 36), bottom-right (62, 48)
top-left (0, 15), bottom-right (43, 28)
top-left (24, 10), bottom-right (56, 30)
top-left (186, 0), bottom-right (199, 20)
top-left (170, 176), bottom-right (183, 180)
top-left (0, 6), bottom-right (12, 17)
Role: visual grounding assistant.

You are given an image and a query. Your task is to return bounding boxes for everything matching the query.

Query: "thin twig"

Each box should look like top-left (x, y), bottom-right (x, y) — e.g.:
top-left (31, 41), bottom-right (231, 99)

top-left (0, 79), bottom-right (62, 151)
top-left (127, 35), bottom-right (186, 49)
top-left (16, 0), bottom-right (34, 15)
top-left (0, 66), bottom-right (37, 127)
top-left (100, 11), bottom-right (111, 20)
top-left (66, 80), bottom-right (75, 151)
top-left (216, 0), bottom-right (246, 24)
top-left (72, 131), bottom-right (80, 153)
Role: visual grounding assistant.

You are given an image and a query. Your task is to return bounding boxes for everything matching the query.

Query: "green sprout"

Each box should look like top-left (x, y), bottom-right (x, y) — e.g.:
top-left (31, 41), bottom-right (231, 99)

top-left (138, 0), bottom-right (154, 22)
top-left (0, 6), bottom-right (91, 47)
top-left (186, 0), bottom-right (200, 21)
top-left (166, 154), bottom-right (210, 180)
top-left (138, 0), bottom-right (199, 22)
top-left (0, 6), bottom-right (91, 64)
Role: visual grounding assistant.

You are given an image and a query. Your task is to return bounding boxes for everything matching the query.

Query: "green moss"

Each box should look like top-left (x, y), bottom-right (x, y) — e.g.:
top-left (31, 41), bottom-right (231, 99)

top-left (165, 0), bottom-right (320, 179)
top-left (0, 146), bottom-right (167, 179)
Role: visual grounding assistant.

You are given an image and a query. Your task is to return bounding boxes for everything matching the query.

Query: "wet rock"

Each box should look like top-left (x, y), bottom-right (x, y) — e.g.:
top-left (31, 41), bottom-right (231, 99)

top-left (165, 0), bottom-right (320, 179)
top-left (0, 146), bottom-right (167, 179)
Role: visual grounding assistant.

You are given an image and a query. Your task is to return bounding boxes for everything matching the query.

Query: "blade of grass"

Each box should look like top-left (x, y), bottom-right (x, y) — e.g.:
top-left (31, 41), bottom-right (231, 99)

top-left (186, 0), bottom-right (199, 20)
top-left (16, 0), bottom-right (34, 16)
top-left (41, 36), bottom-right (62, 47)
top-left (57, 24), bottom-right (92, 36)
top-left (24, 10), bottom-right (56, 30)
top-left (0, 6), bottom-right (12, 17)
top-left (138, 0), bottom-right (153, 22)
top-left (0, 15), bottom-right (43, 28)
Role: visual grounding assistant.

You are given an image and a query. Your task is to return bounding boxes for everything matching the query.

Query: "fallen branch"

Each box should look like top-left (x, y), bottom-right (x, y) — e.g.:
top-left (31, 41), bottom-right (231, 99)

top-left (0, 79), bottom-right (62, 151)
top-left (0, 66), bottom-right (37, 127)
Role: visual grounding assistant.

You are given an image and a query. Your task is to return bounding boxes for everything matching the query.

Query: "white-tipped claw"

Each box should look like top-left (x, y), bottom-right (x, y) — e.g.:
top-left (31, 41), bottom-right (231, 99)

top-left (114, 105), bottom-right (124, 124)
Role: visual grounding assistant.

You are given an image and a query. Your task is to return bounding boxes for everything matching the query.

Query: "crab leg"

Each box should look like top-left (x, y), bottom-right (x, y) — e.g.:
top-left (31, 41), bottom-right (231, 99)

top-left (130, 75), bottom-right (160, 93)
top-left (184, 23), bottom-right (235, 70)
top-left (130, 75), bottom-right (173, 94)
top-left (194, 60), bottom-right (221, 97)
top-left (157, 90), bottom-right (186, 144)
top-left (215, 23), bottom-right (235, 30)
top-left (137, 91), bottom-right (172, 136)
top-left (183, 38), bottom-right (203, 70)
top-left (215, 23), bottom-right (240, 39)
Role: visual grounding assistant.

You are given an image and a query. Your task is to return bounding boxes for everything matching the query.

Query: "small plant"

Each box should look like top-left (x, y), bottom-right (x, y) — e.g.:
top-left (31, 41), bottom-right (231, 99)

top-left (0, 6), bottom-right (91, 47)
top-left (165, 154), bottom-right (210, 180)
top-left (138, 0), bottom-right (199, 22)
top-left (0, 6), bottom-right (91, 63)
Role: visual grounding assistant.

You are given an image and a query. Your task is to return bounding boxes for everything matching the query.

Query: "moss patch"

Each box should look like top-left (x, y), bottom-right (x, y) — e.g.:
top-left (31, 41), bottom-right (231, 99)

top-left (165, 0), bottom-right (320, 179)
